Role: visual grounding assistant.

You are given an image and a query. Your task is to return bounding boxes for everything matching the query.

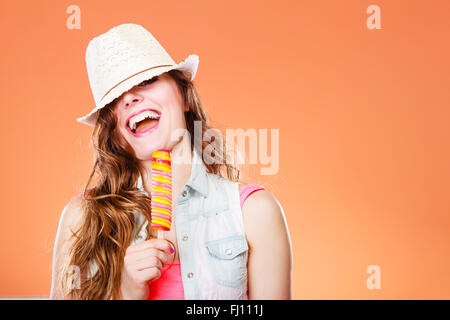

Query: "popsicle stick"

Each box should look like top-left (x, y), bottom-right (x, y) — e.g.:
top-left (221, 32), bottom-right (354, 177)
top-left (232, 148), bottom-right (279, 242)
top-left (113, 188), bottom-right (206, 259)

top-left (157, 229), bottom-right (164, 240)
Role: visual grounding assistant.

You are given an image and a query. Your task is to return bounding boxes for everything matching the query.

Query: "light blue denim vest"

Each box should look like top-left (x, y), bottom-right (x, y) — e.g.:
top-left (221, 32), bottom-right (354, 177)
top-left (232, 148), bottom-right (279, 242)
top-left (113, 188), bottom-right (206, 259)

top-left (133, 148), bottom-right (249, 299)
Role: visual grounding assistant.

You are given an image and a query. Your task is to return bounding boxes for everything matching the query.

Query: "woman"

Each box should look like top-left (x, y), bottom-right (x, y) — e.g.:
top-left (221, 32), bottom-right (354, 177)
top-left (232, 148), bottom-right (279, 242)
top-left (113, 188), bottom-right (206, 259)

top-left (50, 23), bottom-right (292, 300)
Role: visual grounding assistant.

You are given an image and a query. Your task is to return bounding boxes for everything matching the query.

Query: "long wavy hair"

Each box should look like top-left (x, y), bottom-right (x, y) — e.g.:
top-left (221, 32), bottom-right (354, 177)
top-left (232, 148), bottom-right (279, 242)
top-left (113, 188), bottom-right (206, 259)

top-left (62, 69), bottom-right (241, 299)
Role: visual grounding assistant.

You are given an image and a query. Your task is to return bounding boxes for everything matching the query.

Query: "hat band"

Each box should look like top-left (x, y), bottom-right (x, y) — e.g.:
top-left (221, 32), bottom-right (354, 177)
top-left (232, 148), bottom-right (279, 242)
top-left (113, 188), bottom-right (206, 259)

top-left (100, 64), bottom-right (174, 102)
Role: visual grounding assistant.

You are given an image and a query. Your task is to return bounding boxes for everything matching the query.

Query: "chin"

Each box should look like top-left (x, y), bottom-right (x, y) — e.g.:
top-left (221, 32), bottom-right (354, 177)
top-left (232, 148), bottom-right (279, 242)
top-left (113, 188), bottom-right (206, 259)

top-left (133, 143), bottom-right (167, 160)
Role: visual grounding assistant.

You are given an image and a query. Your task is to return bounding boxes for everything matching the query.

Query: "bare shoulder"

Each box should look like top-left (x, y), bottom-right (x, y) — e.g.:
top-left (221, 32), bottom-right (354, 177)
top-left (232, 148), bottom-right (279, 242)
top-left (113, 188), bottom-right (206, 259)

top-left (238, 182), bottom-right (283, 218)
top-left (239, 186), bottom-right (292, 299)
top-left (62, 196), bottom-right (85, 224)
top-left (240, 186), bottom-right (288, 245)
top-left (241, 188), bottom-right (284, 220)
top-left (65, 195), bottom-right (85, 215)
top-left (57, 195), bottom-right (86, 241)
top-left (50, 195), bottom-right (86, 299)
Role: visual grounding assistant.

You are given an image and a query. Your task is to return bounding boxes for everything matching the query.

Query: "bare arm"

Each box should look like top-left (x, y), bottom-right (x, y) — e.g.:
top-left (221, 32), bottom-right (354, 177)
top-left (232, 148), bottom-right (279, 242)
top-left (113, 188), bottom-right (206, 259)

top-left (241, 186), bottom-right (292, 299)
top-left (50, 196), bottom-right (85, 299)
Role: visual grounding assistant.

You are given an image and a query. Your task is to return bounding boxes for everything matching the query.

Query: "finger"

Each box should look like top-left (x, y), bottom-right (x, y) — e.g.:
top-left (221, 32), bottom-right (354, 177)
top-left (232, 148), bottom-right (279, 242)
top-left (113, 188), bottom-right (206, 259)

top-left (134, 249), bottom-right (170, 265)
top-left (126, 238), bottom-right (171, 253)
top-left (136, 267), bottom-right (161, 283)
top-left (126, 239), bottom-right (172, 254)
top-left (127, 247), bottom-right (159, 260)
top-left (134, 256), bottom-right (163, 271)
top-left (126, 245), bottom-right (170, 262)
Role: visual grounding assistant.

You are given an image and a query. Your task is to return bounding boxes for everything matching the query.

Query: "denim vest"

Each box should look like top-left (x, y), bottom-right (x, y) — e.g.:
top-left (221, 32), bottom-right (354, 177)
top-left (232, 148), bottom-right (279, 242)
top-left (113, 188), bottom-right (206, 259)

top-left (132, 148), bottom-right (249, 299)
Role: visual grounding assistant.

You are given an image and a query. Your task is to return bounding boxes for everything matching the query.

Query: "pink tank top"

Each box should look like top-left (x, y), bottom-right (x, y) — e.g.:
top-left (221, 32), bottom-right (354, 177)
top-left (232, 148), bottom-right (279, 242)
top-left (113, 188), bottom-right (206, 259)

top-left (75, 183), bottom-right (266, 300)
top-left (147, 183), bottom-right (265, 300)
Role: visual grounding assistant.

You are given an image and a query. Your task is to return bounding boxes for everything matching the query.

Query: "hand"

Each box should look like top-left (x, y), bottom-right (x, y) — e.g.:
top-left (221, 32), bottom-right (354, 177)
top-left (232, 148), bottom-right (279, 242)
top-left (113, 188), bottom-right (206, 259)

top-left (120, 239), bottom-right (173, 300)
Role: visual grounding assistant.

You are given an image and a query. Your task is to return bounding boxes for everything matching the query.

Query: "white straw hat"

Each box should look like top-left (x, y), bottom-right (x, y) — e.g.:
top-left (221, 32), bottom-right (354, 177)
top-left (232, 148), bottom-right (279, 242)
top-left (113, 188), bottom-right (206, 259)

top-left (77, 23), bottom-right (199, 126)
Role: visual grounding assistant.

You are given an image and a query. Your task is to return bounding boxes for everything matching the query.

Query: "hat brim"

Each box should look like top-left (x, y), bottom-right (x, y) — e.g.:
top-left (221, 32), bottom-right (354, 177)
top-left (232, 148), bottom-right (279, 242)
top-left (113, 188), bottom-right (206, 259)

top-left (77, 54), bottom-right (199, 126)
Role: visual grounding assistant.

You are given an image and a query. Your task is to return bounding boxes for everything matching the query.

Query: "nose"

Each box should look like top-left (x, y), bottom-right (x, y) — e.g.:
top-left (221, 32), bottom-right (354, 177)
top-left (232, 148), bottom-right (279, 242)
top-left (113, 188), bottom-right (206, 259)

top-left (121, 89), bottom-right (143, 108)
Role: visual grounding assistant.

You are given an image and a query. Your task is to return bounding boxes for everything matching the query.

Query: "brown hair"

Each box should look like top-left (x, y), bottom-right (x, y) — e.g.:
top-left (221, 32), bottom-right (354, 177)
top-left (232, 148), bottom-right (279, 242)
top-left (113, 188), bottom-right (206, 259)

top-left (61, 69), bottom-right (241, 299)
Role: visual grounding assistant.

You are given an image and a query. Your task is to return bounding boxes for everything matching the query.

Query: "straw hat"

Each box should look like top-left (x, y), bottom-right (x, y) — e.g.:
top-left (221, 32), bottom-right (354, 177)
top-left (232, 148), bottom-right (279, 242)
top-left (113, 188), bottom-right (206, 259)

top-left (77, 23), bottom-right (199, 126)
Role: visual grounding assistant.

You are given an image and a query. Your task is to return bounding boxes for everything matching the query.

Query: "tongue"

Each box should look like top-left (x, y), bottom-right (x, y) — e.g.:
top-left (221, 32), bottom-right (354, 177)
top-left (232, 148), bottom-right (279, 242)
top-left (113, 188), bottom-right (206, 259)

top-left (135, 118), bottom-right (158, 133)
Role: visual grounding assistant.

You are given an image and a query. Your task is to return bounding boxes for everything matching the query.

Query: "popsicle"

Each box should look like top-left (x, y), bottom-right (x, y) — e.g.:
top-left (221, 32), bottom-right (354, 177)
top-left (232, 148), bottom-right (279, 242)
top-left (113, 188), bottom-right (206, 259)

top-left (150, 149), bottom-right (172, 239)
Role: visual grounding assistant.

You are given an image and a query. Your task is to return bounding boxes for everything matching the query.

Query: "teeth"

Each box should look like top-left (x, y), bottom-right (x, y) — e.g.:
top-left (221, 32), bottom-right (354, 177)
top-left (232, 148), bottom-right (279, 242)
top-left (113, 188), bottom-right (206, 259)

top-left (129, 110), bottom-right (160, 131)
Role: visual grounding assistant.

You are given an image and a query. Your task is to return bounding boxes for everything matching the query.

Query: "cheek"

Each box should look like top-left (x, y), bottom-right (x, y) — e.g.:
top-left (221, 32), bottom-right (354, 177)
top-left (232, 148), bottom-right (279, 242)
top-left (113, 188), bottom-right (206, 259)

top-left (116, 123), bottom-right (133, 146)
top-left (116, 113), bottom-right (129, 136)
top-left (167, 102), bottom-right (186, 122)
top-left (163, 110), bottom-right (186, 136)
top-left (160, 86), bottom-right (185, 121)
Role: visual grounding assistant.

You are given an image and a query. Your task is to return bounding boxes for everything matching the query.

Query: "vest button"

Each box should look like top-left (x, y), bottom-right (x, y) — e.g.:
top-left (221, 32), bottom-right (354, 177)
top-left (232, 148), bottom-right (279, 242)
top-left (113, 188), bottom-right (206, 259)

top-left (225, 248), bottom-right (233, 255)
top-left (182, 235), bottom-right (189, 241)
top-left (182, 190), bottom-right (188, 197)
top-left (187, 272), bottom-right (194, 278)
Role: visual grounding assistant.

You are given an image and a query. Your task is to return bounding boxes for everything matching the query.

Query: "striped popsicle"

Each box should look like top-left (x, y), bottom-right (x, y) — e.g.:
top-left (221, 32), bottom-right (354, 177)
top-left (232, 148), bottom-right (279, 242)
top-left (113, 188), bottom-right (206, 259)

top-left (150, 149), bottom-right (172, 233)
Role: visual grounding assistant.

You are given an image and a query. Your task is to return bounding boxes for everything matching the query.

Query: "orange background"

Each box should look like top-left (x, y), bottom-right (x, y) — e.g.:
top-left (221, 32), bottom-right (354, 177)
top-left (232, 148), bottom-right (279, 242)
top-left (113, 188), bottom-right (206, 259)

top-left (0, 0), bottom-right (449, 299)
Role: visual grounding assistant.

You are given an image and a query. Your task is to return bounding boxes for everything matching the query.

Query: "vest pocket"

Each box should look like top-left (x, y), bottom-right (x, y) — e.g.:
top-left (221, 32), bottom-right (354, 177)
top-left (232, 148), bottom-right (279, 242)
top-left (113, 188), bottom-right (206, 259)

top-left (204, 234), bottom-right (249, 288)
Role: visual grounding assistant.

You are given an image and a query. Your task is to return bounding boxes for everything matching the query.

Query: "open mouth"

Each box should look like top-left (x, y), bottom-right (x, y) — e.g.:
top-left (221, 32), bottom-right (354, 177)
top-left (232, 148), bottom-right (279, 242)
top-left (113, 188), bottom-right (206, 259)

top-left (126, 109), bottom-right (161, 137)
